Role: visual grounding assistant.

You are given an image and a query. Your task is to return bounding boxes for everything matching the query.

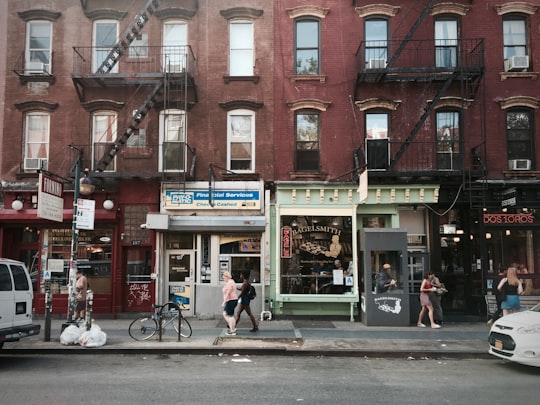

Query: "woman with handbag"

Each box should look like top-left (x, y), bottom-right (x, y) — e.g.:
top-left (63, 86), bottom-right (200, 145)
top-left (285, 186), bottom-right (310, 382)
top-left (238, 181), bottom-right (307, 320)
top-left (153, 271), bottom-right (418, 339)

top-left (497, 266), bottom-right (523, 316)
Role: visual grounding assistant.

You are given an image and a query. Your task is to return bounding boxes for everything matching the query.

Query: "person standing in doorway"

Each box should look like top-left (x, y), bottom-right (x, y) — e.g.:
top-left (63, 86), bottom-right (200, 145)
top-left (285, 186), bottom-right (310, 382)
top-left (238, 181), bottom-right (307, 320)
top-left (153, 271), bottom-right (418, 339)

top-left (235, 271), bottom-right (259, 332)
top-left (376, 263), bottom-right (396, 293)
top-left (428, 272), bottom-right (444, 325)
top-left (417, 273), bottom-right (441, 328)
top-left (221, 271), bottom-right (238, 336)
top-left (74, 269), bottom-right (88, 322)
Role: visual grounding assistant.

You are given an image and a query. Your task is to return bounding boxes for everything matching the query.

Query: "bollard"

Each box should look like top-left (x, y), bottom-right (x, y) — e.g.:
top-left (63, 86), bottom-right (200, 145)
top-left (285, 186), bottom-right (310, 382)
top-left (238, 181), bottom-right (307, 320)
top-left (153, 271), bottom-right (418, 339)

top-left (85, 289), bottom-right (93, 331)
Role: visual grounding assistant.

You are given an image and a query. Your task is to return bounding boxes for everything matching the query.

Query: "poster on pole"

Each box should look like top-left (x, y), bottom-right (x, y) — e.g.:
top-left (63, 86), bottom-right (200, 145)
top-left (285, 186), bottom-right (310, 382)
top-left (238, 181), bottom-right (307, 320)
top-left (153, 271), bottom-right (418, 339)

top-left (77, 198), bottom-right (95, 230)
top-left (37, 173), bottom-right (64, 222)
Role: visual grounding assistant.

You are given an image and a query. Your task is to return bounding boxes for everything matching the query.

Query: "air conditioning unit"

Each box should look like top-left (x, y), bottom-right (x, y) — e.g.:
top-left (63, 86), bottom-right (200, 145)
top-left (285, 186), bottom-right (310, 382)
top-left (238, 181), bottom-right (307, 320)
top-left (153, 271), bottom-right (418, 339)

top-left (24, 158), bottom-right (48, 170)
top-left (508, 159), bottom-right (531, 171)
top-left (367, 59), bottom-right (386, 69)
top-left (504, 55), bottom-right (529, 72)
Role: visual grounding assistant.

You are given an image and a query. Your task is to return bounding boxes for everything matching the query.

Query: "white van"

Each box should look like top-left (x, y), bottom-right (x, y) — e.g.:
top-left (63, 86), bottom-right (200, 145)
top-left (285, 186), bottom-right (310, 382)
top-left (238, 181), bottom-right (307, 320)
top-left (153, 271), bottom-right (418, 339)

top-left (0, 258), bottom-right (41, 348)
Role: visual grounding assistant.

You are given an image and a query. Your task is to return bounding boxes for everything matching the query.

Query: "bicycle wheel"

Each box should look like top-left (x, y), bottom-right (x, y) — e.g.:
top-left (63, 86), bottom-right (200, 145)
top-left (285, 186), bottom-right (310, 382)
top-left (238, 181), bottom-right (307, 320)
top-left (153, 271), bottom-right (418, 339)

top-left (177, 315), bottom-right (192, 338)
top-left (128, 316), bottom-right (158, 341)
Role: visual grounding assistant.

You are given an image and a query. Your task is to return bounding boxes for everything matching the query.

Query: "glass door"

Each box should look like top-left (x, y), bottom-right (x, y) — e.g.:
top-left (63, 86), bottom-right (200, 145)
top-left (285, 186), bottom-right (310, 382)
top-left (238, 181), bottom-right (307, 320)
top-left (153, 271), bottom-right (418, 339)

top-left (166, 250), bottom-right (194, 317)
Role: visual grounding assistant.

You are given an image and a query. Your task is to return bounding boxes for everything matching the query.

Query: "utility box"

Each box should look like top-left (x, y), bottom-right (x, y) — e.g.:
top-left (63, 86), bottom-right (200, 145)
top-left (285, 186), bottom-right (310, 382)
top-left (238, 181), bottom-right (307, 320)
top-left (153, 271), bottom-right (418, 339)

top-left (360, 229), bottom-right (410, 326)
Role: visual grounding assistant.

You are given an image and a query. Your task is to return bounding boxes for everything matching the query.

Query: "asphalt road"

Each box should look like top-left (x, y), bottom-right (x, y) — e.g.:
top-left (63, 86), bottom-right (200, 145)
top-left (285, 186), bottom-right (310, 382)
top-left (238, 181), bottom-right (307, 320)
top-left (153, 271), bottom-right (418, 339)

top-left (1, 354), bottom-right (539, 404)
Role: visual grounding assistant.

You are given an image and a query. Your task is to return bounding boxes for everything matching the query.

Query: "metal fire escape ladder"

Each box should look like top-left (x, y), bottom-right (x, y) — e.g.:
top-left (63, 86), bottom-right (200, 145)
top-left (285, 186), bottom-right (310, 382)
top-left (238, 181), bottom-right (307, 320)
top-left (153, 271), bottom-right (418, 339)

top-left (386, 0), bottom-right (437, 68)
top-left (95, 81), bottom-right (164, 172)
top-left (390, 72), bottom-right (459, 169)
top-left (95, 0), bottom-right (160, 74)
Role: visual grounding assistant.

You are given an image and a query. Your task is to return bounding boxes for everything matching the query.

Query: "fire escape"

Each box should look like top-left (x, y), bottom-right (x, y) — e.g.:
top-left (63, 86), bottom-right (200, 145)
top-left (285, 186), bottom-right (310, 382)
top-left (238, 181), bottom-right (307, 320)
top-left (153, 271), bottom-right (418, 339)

top-left (71, 0), bottom-right (198, 182)
top-left (353, 0), bottom-right (486, 209)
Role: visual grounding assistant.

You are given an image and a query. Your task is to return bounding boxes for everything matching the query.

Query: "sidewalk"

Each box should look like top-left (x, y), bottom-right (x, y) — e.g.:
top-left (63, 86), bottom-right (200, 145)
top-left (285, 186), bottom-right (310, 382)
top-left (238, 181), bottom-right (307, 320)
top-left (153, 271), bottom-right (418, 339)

top-left (2, 317), bottom-right (491, 359)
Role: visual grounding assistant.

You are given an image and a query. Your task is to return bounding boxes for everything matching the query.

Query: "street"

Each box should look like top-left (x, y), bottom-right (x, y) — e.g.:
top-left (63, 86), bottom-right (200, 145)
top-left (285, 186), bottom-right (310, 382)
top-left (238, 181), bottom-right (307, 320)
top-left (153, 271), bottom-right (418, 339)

top-left (1, 354), bottom-right (539, 404)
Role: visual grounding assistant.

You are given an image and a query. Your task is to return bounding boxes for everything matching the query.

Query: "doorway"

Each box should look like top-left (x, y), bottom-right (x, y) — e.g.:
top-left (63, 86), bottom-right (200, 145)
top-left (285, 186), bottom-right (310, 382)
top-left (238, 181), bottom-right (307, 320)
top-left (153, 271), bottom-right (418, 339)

top-left (165, 250), bottom-right (194, 317)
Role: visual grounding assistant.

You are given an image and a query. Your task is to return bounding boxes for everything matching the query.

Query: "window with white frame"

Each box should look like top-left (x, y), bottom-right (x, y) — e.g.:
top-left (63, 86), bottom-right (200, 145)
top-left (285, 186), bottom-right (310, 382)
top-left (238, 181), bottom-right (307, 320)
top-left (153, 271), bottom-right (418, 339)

top-left (26, 21), bottom-right (52, 73)
top-left (163, 21), bottom-right (187, 72)
top-left (503, 16), bottom-right (528, 71)
top-left (295, 19), bottom-right (319, 75)
top-left (24, 112), bottom-right (50, 170)
top-left (93, 20), bottom-right (118, 73)
top-left (159, 109), bottom-right (186, 172)
top-left (506, 109), bottom-right (534, 169)
top-left (295, 112), bottom-right (320, 171)
top-left (365, 112), bottom-right (389, 170)
top-left (92, 112), bottom-right (117, 171)
top-left (229, 20), bottom-right (254, 76)
top-left (436, 111), bottom-right (461, 170)
top-left (364, 18), bottom-right (388, 68)
top-left (435, 19), bottom-right (458, 68)
top-left (228, 109), bottom-right (255, 171)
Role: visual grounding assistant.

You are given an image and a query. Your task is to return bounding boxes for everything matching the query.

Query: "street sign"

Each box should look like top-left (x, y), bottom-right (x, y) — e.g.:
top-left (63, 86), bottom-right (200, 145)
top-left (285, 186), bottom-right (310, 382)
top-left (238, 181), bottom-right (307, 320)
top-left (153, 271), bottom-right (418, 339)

top-left (77, 198), bottom-right (95, 230)
top-left (43, 270), bottom-right (51, 280)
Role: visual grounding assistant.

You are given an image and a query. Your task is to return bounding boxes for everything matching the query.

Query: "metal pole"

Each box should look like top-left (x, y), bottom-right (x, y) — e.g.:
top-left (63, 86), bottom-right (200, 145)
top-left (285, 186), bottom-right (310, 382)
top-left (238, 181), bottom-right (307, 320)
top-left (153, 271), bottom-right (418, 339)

top-left (66, 152), bottom-right (81, 324)
top-left (85, 290), bottom-right (93, 331)
top-left (44, 281), bottom-right (52, 341)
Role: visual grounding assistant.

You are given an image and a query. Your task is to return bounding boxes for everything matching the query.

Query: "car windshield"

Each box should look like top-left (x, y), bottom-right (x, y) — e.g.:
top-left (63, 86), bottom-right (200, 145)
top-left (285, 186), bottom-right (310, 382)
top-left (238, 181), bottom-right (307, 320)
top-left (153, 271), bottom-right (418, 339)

top-left (530, 303), bottom-right (540, 312)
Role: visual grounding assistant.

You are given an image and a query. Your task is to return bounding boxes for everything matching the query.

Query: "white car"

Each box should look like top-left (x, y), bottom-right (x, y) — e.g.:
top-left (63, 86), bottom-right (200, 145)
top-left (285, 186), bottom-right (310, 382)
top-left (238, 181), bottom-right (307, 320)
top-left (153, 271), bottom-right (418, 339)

top-left (488, 303), bottom-right (540, 367)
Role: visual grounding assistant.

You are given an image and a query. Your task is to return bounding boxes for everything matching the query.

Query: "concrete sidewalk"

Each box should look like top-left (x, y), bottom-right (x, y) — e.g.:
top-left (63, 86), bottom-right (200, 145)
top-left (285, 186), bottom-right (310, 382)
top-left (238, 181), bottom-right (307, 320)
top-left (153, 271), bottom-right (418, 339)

top-left (1, 317), bottom-right (491, 359)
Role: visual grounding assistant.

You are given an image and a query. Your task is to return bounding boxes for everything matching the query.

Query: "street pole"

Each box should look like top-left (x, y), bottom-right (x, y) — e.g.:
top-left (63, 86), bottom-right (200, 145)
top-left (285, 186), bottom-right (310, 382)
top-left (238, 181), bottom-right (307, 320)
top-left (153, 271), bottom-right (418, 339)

top-left (66, 149), bottom-right (82, 325)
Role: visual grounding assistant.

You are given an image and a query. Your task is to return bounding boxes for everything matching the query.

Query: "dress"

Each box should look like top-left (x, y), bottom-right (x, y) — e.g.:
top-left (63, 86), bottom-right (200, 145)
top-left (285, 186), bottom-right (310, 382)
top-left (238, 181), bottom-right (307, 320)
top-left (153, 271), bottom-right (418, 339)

top-left (419, 281), bottom-right (432, 306)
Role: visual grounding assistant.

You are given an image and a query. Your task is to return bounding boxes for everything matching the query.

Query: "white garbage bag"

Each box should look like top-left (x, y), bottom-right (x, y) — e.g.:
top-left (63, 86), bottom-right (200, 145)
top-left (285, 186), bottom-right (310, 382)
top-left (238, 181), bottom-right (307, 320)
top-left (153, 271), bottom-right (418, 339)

top-left (79, 324), bottom-right (107, 348)
top-left (60, 324), bottom-right (83, 345)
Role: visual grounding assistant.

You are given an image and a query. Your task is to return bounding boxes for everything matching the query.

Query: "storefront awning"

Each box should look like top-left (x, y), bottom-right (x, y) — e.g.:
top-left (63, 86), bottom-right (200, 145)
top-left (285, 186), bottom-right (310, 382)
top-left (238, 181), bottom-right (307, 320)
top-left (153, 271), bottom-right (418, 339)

top-left (146, 213), bottom-right (266, 232)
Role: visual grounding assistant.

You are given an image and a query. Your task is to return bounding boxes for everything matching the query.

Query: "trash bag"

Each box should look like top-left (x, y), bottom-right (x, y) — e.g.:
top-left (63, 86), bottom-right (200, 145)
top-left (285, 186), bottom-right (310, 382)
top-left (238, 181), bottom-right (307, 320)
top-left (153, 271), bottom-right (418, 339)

top-left (79, 324), bottom-right (107, 348)
top-left (60, 324), bottom-right (83, 345)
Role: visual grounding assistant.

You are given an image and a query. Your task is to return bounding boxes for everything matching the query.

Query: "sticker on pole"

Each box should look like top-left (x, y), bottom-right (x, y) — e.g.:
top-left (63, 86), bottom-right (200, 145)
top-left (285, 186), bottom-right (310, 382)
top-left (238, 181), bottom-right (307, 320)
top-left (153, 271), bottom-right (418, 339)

top-left (43, 270), bottom-right (52, 280)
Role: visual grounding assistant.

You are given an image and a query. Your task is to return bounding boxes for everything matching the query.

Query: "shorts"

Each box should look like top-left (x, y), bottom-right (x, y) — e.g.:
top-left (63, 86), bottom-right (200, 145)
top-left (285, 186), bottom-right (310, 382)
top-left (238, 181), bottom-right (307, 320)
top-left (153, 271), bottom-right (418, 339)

top-left (240, 296), bottom-right (251, 306)
top-left (75, 300), bottom-right (85, 312)
top-left (224, 300), bottom-right (238, 316)
top-left (501, 294), bottom-right (520, 310)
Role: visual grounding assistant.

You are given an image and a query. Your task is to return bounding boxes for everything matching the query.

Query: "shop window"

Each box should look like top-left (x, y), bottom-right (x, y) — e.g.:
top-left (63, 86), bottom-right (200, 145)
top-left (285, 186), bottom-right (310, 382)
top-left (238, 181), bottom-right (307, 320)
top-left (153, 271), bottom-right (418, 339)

top-left (295, 19), bottom-right (320, 75)
top-left (219, 235), bottom-right (261, 283)
top-left (280, 216), bottom-right (353, 295)
top-left (165, 233), bottom-right (194, 249)
top-left (295, 112), bottom-right (320, 171)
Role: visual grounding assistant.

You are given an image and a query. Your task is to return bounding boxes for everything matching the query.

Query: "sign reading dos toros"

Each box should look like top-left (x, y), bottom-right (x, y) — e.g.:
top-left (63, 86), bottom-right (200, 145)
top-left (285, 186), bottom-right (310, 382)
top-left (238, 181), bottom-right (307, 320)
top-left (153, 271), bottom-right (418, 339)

top-left (483, 213), bottom-right (534, 224)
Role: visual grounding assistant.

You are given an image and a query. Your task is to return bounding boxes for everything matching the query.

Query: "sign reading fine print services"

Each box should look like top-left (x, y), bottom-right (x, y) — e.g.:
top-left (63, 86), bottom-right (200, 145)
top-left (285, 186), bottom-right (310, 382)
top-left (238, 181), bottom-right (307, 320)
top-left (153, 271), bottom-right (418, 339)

top-left (165, 190), bottom-right (260, 210)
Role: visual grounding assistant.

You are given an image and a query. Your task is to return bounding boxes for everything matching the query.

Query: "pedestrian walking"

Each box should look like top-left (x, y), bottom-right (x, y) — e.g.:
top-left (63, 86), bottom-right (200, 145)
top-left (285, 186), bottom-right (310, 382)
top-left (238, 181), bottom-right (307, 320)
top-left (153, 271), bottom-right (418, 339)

top-left (487, 268), bottom-right (506, 325)
top-left (221, 271), bottom-right (238, 336)
top-left (497, 266), bottom-right (523, 316)
top-left (74, 269), bottom-right (88, 322)
top-left (417, 273), bottom-right (441, 328)
top-left (235, 271), bottom-right (259, 332)
top-left (428, 272), bottom-right (444, 324)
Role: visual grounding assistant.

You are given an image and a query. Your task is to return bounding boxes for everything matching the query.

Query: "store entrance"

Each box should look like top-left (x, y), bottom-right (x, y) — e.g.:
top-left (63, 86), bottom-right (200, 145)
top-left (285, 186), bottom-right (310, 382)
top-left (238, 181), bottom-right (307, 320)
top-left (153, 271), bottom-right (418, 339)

top-left (165, 250), bottom-right (195, 317)
top-left (124, 247), bottom-right (154, 312)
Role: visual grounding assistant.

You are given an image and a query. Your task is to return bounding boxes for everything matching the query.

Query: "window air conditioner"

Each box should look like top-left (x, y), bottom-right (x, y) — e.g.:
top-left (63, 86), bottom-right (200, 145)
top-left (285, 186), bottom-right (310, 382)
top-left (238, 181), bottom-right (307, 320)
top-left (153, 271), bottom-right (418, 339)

top-left (24, 158), bottom-right (48, 170)
top-left (504, 55), bottom-right (529, 72)
top-left (508, 159), bottom-right (531, 171)
top-left (367, 59), bottom-right (386, 69)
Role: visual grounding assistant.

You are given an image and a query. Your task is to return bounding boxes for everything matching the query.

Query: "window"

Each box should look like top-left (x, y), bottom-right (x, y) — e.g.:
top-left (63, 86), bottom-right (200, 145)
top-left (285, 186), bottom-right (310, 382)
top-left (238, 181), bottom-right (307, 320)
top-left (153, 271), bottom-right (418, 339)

top-left (435, 19), bottom-right (458, 68)
top-left (295, 19), bottom-right (319, 75)
top-left (507, 109), bottom-right (534, 168)
top-left (129, 33), bottom-right (148, 58)
top-left (24, 112), bottom-right (49, 171)
top-left (503, 17), bottom-right (528, 71)
top-left (230, 21), bottom-right (254, 76)
top-left (26, 21), bottom-right (52, 73)
top-left (295, 112), bottom-right (320, 171)
top-left (436, 111), bottom-right (461, 170)
top-left (160, 109), bottom-right (186, 172)
top-left (163, 21), bottom-right (187, 72)
top-left (219, 235), bottom-right (261, 284)
top-left (92, 112), bottom-right (117, 171)
top-left (228, 110), bottom-right (254, 171)
top-left (365, 112), bottom-right (389, 170)
top-left (93, 20), bottom-right (118, 73)
top-left (365, 19), bottom-right (388, 68)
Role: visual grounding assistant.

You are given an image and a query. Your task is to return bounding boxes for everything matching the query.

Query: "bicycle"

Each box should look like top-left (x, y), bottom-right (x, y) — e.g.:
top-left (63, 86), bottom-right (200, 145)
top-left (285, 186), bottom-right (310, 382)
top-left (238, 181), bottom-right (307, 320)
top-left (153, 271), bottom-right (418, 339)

top-left (128, 302), bottom-right (192, 341)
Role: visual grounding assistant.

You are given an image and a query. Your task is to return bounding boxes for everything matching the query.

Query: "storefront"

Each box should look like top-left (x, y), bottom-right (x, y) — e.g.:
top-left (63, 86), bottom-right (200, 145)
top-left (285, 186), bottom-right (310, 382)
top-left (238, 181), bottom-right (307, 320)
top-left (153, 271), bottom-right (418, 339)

top-left (145, 181), bottom-right (268, 319)
top-left (271, 183), bottom-right (440, 321)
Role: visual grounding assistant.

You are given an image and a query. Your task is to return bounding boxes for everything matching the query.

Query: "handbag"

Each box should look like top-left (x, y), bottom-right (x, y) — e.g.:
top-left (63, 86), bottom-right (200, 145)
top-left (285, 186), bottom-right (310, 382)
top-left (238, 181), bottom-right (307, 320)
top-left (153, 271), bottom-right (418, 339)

top-left (436, 283), bottom-right (448, 295)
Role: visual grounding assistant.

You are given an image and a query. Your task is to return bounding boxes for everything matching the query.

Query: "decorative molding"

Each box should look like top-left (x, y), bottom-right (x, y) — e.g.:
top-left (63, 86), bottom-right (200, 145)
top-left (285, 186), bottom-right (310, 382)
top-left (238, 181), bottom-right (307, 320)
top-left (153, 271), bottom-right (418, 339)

top-left (494, 2), bottom-right (539, 15)
top-left (286, 6), bottom-right (329, 19)
top-left (289, 75), bottom-right (326, 83)
top-left (17, 9), bottom-right (62, 22)
top-left (355, 98), bottom-right (401, 111)
top-left (84, 9), bottom-right (127, 21)
top-left (287, 99), bottom-right (331, 112)
top-left (430, 3), bottom-right (471, 16)
top-left (220, 7), bottom-right (263, 20)
top-left (155, 8), bottom-right (197, 20)
top-left (218, 99), bottom-right (264, 111)
top-left (223, 75), bottom-right (260, 84)
top-left (431, 96), bottom-right (473, 110)
top-left (81, 99), bottom-right (125, 112)
top-left (14, 101), bottom-right (59, 112)
top-left (355, 4), bottom-right (400, 18)
top-left (496, 96), bottom-right (540, 109)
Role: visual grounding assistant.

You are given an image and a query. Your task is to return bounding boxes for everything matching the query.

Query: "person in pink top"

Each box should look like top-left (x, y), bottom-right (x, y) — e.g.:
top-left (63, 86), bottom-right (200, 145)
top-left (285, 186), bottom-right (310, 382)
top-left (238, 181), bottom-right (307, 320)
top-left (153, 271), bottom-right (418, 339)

top-left (222, 271), bottom-right (238, 336)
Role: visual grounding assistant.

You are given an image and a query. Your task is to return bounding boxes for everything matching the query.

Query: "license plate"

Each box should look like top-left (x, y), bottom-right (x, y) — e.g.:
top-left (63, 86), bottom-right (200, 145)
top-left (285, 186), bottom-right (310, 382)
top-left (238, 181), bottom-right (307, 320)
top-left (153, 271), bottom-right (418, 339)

top-left (495, 340), bottom-right (503, 349)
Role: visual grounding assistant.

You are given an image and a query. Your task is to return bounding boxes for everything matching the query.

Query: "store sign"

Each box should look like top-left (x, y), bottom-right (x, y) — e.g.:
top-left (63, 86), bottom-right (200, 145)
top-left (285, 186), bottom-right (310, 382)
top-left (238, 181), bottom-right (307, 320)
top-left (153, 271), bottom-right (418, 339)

top-left (281, 226), bottom-right (292, 258)
top-left (165, 190), bottom-right (260, 210)
top-left (501, 188), bottom-right (516, 207)
top-left (483, 213), bottom-right (535, 224)
top-left (37, 173), bottom-right (64, 222)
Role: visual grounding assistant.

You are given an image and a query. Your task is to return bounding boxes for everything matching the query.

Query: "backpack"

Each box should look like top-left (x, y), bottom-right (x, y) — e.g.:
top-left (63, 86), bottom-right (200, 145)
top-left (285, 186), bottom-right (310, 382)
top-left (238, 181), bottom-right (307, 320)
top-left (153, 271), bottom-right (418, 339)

top-left (247, 284), bottom-right (257, 300)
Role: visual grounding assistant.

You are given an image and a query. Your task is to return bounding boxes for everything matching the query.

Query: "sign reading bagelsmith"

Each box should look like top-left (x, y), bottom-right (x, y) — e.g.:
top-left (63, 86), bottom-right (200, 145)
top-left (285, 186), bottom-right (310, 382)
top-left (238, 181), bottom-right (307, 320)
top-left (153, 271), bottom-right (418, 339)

top-left (38, 173), bottom-right (64, 222)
